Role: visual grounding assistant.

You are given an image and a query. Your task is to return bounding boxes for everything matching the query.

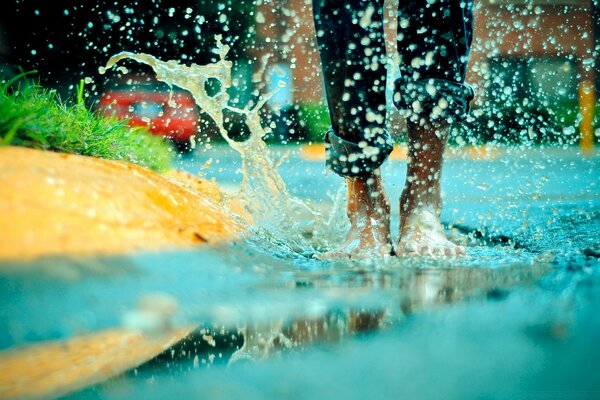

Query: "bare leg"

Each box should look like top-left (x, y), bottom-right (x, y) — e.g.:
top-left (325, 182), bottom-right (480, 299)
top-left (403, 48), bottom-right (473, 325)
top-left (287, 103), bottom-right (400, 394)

top-left (396, 122), bottom-right (465, 257)
top-left (322, 169), bottom-right (392, 259)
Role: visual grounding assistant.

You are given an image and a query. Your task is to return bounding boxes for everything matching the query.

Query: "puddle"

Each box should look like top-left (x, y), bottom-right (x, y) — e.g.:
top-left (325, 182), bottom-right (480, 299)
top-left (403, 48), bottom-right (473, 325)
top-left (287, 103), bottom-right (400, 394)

top-left (2, 33), bottom-right (600, 400)
top-left (1, 154), bottom-right (598, 398)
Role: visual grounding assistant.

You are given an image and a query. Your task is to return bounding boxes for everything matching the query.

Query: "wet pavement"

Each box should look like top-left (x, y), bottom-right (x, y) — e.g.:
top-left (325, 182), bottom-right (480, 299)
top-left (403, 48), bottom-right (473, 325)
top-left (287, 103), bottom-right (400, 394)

top-left (1, 146), bottom-right (599, 399)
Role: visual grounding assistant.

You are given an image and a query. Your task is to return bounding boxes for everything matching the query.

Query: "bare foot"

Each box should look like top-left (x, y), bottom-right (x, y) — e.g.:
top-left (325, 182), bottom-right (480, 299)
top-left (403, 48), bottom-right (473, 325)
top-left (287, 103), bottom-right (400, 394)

top-left (396, 207), bottom-right (465, 257)
top-left (320, 171), bottom-right (392, 259)
top-left (396, 121), bottom-right (464, 258)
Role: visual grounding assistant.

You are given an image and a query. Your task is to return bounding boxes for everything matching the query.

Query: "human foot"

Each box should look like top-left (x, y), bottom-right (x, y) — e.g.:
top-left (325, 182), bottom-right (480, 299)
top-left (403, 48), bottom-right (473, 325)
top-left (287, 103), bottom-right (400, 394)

top-left (396, 207), bottom-right (465, 257)
top-left (321, 172), bottom-right (392, 259)
top-left (395, 122), bottom-right (464, 258)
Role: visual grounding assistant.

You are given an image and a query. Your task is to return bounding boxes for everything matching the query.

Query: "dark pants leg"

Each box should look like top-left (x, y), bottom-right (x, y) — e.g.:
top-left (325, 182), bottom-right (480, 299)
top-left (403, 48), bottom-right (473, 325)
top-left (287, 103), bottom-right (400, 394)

top-left (313, 0), bottom-right (474, 177)
top-left (313, 0), bottom-right (393, 177)
top-left (313, 0), bottom-right (387, 142)
top-left (395, 0), bottom-right (474, 124)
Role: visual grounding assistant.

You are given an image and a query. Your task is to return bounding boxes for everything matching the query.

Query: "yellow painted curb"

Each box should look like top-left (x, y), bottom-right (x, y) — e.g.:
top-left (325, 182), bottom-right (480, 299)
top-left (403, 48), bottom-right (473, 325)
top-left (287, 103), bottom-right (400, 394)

top-left (446, 145), bottom-right (501, 160)
top-left (0, 327), bottom-right (193, 400)
top-left (300, 143), bottom-right (500, 161)
top-left (0, 147), bottom-right (243, 261)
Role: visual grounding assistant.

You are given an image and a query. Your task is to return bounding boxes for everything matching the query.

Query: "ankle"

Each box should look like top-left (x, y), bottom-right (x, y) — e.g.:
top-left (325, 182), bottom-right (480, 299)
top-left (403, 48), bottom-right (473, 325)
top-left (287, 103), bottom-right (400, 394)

top-left (347, 171), bottom-right (387, 200)
top-left (400, 182), bottom-right (441, 216)
top-left (346, 172), bottom-right (390, 217)
top-left (347, 170), bottom-right (384, 192)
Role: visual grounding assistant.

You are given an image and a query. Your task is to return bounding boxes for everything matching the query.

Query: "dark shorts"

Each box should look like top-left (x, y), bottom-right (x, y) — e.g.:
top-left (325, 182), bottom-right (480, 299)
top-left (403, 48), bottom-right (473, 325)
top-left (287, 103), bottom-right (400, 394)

top-left (313, 0), bottom-right (475, 177)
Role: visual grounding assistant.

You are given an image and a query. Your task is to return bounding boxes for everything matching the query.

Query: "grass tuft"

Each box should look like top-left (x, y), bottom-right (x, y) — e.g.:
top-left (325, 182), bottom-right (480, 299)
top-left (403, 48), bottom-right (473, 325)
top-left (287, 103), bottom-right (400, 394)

top-left (0, 75), bottom-right (174, 172)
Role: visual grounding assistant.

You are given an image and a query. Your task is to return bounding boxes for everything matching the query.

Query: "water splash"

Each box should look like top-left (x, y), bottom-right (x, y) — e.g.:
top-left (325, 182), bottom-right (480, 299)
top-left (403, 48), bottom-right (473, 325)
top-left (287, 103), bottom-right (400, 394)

top-left (101, 38), bottom-right (340, 255)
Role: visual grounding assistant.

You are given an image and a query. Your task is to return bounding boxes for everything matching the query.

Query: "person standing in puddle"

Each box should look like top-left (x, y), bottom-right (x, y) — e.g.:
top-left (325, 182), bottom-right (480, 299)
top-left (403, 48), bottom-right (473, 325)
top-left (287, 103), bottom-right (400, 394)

top-left (313, 0), bottom-right (474, 258)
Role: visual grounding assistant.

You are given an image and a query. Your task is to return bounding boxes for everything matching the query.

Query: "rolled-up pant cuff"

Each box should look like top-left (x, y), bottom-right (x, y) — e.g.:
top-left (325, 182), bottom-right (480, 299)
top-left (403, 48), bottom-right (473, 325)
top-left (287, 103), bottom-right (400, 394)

top-left (394, 78), bottom-right (475, 123)
top-left (324, 127), bottom-right (394, 177)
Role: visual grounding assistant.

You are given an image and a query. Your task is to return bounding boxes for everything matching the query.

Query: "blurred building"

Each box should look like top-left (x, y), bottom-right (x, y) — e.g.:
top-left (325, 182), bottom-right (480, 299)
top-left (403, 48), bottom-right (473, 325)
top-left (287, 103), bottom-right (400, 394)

top-left (471, 0), bottom-right (596, 109)
top-left (1, 0), bottom-right (596, 135)
top-left (255, 0), bottom-right (598, 110)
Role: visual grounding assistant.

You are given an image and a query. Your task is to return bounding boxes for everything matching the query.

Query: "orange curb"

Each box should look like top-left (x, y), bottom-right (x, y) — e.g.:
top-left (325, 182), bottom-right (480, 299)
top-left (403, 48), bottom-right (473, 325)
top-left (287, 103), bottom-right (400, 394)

top-left (0, 147), bottom-right (244, 261)
top-left (300, 143), bottom-right (500, 161)
top-left (0, 327), bottom-right (193, 400)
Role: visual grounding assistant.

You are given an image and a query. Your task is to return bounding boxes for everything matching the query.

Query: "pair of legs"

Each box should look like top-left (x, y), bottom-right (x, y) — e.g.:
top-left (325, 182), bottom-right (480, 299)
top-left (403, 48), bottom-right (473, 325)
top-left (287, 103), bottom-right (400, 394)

top-left (313, 0), bottom-right (474, 258)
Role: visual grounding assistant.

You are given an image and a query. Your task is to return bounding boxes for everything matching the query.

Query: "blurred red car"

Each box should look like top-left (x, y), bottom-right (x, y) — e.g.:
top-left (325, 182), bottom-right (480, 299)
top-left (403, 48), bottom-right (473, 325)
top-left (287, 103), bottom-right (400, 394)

top-left (97, 75), bottom-right (199, 148)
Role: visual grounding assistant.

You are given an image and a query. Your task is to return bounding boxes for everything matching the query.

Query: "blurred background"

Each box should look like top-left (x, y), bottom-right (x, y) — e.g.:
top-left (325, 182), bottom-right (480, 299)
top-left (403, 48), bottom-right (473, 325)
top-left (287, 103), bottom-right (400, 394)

top-left (0, 0), bottom-right (598, 148)
top-left (1, 4), bottom-right (599, 398)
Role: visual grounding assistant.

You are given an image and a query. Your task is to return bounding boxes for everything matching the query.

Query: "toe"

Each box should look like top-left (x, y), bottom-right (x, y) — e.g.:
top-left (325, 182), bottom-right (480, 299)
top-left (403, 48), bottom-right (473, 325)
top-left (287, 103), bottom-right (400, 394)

top-left (394, 243), bottom-right (411, 257)
top-left (443, 245), bottom-right (457, 258)
top-left (443, 243), bottom-right (465, 258)
top-left (419, 244), bottom-right (432, 256)
top-left (316, 250), bottom-right (350, 260)
top-left (432, 246), bottom-right (448, 258)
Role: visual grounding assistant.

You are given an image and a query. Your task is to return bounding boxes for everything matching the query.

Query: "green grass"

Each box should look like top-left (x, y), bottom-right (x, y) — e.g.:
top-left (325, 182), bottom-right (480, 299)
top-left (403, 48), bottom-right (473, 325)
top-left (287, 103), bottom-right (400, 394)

top-left (0, 74), bottom-right (174, 172)
top-left (296, 103), bottom-right (330, 142)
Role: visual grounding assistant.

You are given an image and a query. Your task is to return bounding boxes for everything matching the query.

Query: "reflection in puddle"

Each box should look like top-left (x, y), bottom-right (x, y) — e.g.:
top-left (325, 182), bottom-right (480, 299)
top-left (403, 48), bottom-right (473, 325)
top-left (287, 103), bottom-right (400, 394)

top-left (1, 222), bottom-right (597, 399)
top-left (127, 254), bottom-right (550, 374)
top-left (1, 196), bottom-right (597, 399)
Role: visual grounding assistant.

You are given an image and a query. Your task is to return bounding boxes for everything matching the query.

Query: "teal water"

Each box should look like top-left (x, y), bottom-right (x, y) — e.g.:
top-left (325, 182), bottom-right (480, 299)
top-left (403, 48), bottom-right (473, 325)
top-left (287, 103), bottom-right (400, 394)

top-left (1, 149), bottom-right (599, 399)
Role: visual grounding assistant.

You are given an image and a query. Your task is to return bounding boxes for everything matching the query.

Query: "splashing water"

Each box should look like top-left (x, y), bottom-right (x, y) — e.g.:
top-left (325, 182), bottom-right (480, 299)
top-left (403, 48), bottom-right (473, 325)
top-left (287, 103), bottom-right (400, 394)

top-left (101, 38), bottom-right (342, 256)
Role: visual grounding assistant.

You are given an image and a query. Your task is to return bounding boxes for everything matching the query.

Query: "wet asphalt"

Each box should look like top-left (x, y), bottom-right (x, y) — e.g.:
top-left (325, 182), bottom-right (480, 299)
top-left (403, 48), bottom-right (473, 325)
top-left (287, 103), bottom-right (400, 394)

top-left (2, 145), bottom-right (599, 399)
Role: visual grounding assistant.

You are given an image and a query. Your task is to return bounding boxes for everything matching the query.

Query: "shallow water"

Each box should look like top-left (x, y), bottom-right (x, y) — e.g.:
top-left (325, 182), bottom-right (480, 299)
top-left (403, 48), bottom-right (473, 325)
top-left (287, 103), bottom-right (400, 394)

top-left (1, 147), bottom-right (598, 398)
top-left (2, 50), bottom-right (599, 398)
